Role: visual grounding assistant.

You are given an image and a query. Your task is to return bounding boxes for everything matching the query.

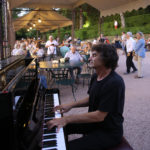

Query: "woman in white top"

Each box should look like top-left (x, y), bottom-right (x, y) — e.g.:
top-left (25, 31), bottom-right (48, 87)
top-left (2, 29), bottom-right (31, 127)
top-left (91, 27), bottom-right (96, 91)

top-left (11, 44), bottom-right (25, 56)
top-left (33, 41), bottom-right (45, 60)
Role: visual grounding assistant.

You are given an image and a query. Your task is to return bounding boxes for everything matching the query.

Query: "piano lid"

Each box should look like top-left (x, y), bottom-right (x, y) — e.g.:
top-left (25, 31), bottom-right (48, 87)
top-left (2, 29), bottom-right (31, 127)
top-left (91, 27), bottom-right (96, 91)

top-left (0, 57), bottom-right (36, 92)
top-left (0, 56), bottom-right (24, 71)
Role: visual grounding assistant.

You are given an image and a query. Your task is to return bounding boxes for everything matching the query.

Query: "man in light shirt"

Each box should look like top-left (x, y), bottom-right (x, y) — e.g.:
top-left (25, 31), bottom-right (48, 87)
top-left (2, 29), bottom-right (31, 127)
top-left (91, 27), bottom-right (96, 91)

top-left (64, 45), bottom-right (84, 80)
top-left (124, 32), bottom-right (137, 74)
top-left (45, 35), bottom-right (58, 60)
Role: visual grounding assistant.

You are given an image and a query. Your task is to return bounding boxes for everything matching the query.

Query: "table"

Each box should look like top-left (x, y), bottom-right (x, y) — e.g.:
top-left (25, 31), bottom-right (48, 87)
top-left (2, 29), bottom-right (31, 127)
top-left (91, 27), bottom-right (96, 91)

top-left (39, 61), bottom-right (83, 69)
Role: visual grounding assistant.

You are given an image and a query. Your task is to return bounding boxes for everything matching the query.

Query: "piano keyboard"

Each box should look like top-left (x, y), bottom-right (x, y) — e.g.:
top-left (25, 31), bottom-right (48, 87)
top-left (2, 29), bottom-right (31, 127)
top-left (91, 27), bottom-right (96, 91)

top-left (42, 93), bottom-right (66, 150)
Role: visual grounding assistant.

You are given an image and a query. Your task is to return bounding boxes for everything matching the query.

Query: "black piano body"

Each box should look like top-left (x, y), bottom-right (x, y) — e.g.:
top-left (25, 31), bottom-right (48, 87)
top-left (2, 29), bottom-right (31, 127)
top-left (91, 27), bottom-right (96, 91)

top-left (0, 56), bottom-right (44, 150)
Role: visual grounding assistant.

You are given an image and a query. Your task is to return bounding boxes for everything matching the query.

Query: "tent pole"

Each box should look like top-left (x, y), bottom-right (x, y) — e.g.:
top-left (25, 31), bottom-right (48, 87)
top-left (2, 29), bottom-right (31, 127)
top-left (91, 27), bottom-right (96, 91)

top-left (58, 27), bottom-right (60, 42)
top-left (3, 0), bottom-right (8, 58)
top-left (8, 3), bottom-right (15, 55)
top-left (120, 12), bottom-right (125, 28)
top-left (99, 11), bottom-right (102, 35)
top-left (0, 0), bottom-right (3, 60)
top-left (36, 30), bottom-right (39, 39)
top-left (71, 9), bottom-right (75, 44)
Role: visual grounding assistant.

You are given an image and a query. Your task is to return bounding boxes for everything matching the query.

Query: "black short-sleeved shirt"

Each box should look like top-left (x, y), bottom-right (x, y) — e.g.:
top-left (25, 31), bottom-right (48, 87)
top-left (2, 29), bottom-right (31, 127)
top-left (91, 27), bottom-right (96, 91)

top-left (88, 71), bottom-right (125, 137)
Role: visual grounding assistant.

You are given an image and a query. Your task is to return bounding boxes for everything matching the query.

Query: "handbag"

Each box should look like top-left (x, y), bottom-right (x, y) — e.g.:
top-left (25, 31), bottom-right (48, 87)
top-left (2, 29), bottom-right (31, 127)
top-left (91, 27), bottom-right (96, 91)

top-left (134, 54), bottom-right (138, 61)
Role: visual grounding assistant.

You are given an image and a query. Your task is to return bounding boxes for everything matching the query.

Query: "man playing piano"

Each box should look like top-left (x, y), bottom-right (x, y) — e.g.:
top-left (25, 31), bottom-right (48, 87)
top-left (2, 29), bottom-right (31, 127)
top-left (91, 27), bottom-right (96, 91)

top-left (47, 44), bottom-right (125, 150)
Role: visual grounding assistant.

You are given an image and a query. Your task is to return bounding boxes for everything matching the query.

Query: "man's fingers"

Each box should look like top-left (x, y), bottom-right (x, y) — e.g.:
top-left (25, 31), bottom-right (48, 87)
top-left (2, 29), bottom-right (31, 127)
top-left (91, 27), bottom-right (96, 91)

top-left (56, 125), bottom-right (62, 133)
top-left (54, 106), bottom-right (61, 111)
top-left (46, 120), bottom-right (56, 130)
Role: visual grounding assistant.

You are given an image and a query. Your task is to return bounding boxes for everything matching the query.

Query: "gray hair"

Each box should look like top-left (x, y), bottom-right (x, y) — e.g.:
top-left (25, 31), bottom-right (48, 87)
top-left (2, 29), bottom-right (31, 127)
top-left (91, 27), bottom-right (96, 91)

top-left (49, 35), bottom-right (53, 39)
top-left (137, 32), bottom-right (144, 37)
top-left (70, 44), bottom-right (77, 49)
top-left (127, 32), bottom-right (132, 37)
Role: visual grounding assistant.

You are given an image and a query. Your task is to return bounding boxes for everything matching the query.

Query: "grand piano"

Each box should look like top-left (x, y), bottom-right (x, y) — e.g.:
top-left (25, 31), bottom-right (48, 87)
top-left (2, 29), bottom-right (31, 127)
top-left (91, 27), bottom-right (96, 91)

top-left (0, 56), bottom-right (67, 150)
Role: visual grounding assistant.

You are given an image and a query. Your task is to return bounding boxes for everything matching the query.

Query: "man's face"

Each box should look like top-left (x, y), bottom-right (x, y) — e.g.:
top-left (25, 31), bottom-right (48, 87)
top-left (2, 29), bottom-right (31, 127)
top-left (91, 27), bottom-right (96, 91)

top-left (49, 36), bottom-right (53, 41)
top-left (126, 34), bottom-right (130, 39)
top-left (89, 51), bottom-right (104, 69)
top-left (136, 33), bottom-right (141, 40)
top-left (71, 47), bottom-right (76, 53)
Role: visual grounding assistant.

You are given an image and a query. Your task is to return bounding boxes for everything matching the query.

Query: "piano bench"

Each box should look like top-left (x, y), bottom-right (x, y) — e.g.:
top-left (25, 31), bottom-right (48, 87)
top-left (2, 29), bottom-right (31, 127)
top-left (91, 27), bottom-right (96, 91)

top-left (108, 137), bottom-right (133, 150)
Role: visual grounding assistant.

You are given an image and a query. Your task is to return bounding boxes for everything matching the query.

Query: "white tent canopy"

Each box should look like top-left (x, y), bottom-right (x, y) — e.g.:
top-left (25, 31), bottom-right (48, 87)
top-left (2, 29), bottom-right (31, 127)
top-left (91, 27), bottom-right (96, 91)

top-left (8, 0), bottom-right (150, 16)
top-left (13, 8), bottom-right (73, 32)
top-left (85, 0), bottom-right (150, 16)
top-left (7, 0), bottom-right (85, 9)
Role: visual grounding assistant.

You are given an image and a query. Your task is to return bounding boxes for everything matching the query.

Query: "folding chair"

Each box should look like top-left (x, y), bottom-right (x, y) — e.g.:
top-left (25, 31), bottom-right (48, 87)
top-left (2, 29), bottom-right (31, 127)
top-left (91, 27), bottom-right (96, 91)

top-left (49, 68), bottom-right (77, 101)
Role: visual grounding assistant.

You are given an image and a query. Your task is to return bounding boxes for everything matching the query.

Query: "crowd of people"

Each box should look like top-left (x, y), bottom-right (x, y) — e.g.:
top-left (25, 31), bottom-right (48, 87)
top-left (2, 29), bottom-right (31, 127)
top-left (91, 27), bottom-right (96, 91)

top-left (11, 30), bottom-right (147, 79)
top-left (91, 31), bottom-right (146, 79)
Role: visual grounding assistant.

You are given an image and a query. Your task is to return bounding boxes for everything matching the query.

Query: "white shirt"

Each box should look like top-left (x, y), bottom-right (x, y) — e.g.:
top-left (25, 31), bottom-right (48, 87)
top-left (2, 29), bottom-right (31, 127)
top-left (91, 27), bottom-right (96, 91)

top-left (114, 20), bottom-right (118, 26)
top-left (36, 48), bottom-right (45, 57)
top-left (126, 37), bottom-right (136, 53)
top-left (121, 34), bottom-right (126, 46)
top-left (65, 51), bottom-right (83, 63)
top-left (93, 39), bottom-right (97, 45)
top-left (45, 40), bottom-right (58, 55)
top-left (11, 48), bottom-right (25, 56)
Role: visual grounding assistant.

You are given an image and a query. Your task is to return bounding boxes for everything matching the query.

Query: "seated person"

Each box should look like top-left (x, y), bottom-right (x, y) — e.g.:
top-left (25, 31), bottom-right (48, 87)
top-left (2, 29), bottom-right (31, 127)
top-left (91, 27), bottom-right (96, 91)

top-left (32, 41), bottom-right (45, 59)
top-left (112, 35), bottom-right (122, 49)
top-left (46, 44), bottom-right (125, 150)
top-left (80, 41), bottom-right (87, 51)
top-left (82, 42), bottom-right (92, 62)
top-left (60, 42), bottom-right (70, 57)
top-left (11, 44), bottom-right (25, 56)
top-left (64, 45), bottom-right (84, 80)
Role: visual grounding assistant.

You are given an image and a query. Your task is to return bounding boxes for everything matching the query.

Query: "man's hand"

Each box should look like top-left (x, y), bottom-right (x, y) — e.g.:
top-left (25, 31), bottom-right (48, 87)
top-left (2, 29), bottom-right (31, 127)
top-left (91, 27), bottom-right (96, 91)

top-left (127, 52), bottom-right (131, 56)
top-left (54, 104), bottom-right (72, 113)
top-left (46, 117), bottom-right (67, 132)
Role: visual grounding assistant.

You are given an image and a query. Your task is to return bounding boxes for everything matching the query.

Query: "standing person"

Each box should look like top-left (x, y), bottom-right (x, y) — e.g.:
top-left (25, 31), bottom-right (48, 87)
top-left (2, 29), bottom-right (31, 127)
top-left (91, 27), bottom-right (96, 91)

top-left (134, 32), bottom-right (146, 78)
top-left (114, 20), bottom-right (118, 29)
top-left (45, 35), bottom-right (58, 60)
top-left (46, 44), bottom-right (125, 150)
top-left (124, 32), bottom-right (137, 74)
top-left (121, 32), bottom-right (127, 55)
top-left (98, 33), bottom-right (106, 43)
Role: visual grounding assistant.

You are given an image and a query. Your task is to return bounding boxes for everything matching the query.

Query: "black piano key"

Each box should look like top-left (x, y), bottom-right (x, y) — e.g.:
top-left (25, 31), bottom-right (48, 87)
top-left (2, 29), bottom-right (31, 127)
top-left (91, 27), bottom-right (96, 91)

top-left (45, 105), bottom-right (54, 108)
top-left (45, 102), bottom-right (54, 105)
top-left (46, 148), bottom-right (58, 150)
top-left (46, 100), bottom-right (54, 103)
top-left (44, 118), bottom-right (53, 123)
top-left (44, 127), bottom-right (57, 134)
top-left (45, 112), bottom-right (55, 117)
top-left (43, 140), bottom-right (57, 148)
top-left (43, 134), bottom-right (56, 140)
top-left (45, 108), bottom-right (54, 112)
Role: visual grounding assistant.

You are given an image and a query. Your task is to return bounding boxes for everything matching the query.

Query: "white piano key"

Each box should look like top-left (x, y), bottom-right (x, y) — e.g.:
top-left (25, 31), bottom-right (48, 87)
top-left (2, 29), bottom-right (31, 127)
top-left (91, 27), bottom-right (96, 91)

top-left (43, 133), bottom-right (56, 136)
top-left (42, 147), bottom-right (57, 150)
top-left (13, 96), bottom-right (21, 110)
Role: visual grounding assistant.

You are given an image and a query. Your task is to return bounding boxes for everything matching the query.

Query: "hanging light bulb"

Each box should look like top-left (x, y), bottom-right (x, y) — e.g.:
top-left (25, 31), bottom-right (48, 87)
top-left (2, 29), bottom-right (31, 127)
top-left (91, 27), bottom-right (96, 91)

top-left (38, 18), bottom-right (42, 23)
top-left (33, 23), bottom-right (36, 27)
top-left (27, 29), bottom-right (30, 32)
top-left (30, 27), bottom-right (32, 30)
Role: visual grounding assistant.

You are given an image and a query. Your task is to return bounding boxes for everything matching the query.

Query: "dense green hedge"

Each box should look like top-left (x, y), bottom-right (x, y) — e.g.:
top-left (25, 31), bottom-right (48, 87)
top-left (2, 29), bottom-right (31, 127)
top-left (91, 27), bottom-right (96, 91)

top-left (74, 13), bottom-right (150, 40)
top-left (125, 14), bottom-right (150, 27)
top-left (75, 25), bottom-right (99, 40)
